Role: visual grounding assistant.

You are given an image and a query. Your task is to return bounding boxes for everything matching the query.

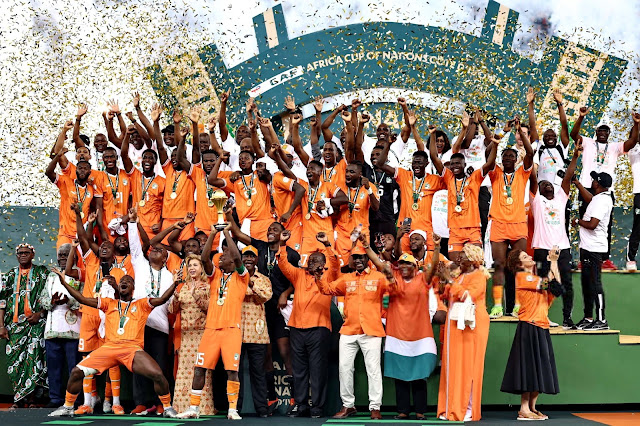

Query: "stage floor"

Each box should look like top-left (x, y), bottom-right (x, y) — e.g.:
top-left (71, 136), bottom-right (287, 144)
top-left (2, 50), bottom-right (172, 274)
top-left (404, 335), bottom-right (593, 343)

top-left (0, 409), bottom-right (636, 425)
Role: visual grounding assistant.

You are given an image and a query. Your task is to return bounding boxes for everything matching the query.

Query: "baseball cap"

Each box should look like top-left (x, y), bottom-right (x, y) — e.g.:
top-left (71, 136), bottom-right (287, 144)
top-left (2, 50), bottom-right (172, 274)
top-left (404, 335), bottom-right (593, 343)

top-left (590, 171), bottom-right (612, 188)
top-left (351, 246), bottom-right (367, 256)
top-left (281, 144), bottom-right (295, 156)
top-left (398, 253), bottom-right (417, 265)
top-left (161, 124), bottom-right (175, 134)
top-left (242, 246), bottom-right (258, 256)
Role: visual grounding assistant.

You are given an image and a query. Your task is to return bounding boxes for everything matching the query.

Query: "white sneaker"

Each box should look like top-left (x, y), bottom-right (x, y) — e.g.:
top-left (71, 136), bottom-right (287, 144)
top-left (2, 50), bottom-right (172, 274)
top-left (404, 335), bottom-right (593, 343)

top-left (103, 398), bottom-right (112, 413)
top-left (176, 407), bottom-right (200, 419)
top-left (227, 409), bottom-right (242, 420)
top-left (49, 405), bottom-right (75, 417)
top-left (626, 261), bottom-right (637, 271)
top-left (548, 318), bottom-right (559, 327)
top-left (163, 407), bottom-right (179, 418)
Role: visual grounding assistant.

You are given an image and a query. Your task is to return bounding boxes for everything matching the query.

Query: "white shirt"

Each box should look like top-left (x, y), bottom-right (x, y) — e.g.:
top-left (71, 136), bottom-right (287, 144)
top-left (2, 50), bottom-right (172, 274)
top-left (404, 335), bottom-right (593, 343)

top-left (531, 188), bottom-right (570, 250)
top-left (535, 143), bottom-right (568, 184)
top-left (221, 135), bottom-right (241, 172)
top-left (579, 191), bottom-right (614, 253)
top-left (578, 137), bottom-right (625, 188)
top-left (629, 144), bottom-right (640, 194)
top-left (363, 135), bottom-right (405, 168)
top-left (427, 150), bottom-right (452, 176)
top-left (459, 135), bottom-right (491, 187)
top-left (128, 222), bottom-right (173, 334)
top-left (43, 272), bottom-right (81, 338)
top-left (431, 189), bottom-right (449, 238)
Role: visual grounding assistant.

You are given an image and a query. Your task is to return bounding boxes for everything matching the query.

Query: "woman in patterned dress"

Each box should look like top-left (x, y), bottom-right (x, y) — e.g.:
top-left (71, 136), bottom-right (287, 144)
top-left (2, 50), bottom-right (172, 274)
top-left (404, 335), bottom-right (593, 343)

top-left (169, 254), bottom-right (216, 414)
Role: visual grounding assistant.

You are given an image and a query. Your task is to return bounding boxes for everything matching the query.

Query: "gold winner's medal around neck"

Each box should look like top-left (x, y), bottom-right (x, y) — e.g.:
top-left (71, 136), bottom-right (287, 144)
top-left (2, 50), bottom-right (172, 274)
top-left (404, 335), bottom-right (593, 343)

top-left (139, 200), bottom-right (146, 207)
top-left (412, 203), bottom-right (419, 211)
top-left (506, 197), bottom-right (514, 205)
top-left (246, 198), bottom-right (253, 207)
top-left (170, 192), bottom-right (177, 199)
top-left (208, 200), bottom-right (214, 207)
top-left (305, 213), bottom-right (311, 220)
top-left (217, 298), bottom-right (225, 306)
top-left (117, 327), bottom-right (125, 335)
top-left (455, 205), bottom-right (462, 213)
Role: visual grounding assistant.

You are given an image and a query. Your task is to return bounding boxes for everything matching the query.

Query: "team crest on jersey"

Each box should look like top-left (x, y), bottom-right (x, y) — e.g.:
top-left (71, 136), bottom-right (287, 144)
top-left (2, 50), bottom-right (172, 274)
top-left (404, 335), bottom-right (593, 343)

top-left (360, 193), bottom-right (365, 199)
top-left (152, 183), bottom-right (158, 189)
top-left (123, 178), bottom-right (128, 185)
top-left (132, 306), bottom-right (137, 313)
top-left (234, 353), bottom-right (240, 360)
top-left (526, 275), bottom-right (534, 281)
top-left (386, 177), bottom-right (392, 183)
top-left (283, 177), bottom-right (290, 183)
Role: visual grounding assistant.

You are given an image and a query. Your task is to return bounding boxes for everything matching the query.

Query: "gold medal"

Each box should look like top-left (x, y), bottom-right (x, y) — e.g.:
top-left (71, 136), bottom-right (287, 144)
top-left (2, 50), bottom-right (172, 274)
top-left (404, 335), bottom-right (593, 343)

top-left (80, 212), bottom-right (85, 219)
top-left (139, 200), bottom-right (146, 207)
top-left (455, 205), bottom-right (462, 213)
top-left (246, 199), bottom-right (253, 207)
top-left (217, 298), bottom-right (225, 306)
top-left (305, 213), bottom-right (311, 220)
top-left (411, 203), bottom-right (419, 211)
top-left (506, 197), bottom-right (514, 205)
top-left (117, 327), bottom-right (125, 335)
top-left (208, 200), bottom-right (214, 207)
top-left (170, 192), bottom-right (177, 199)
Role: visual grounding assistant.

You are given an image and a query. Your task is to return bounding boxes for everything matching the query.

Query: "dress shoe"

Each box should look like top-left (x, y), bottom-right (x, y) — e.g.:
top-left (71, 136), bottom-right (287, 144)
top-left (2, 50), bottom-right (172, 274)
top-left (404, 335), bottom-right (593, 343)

top-left (332, 406), bottom-right (357, 419)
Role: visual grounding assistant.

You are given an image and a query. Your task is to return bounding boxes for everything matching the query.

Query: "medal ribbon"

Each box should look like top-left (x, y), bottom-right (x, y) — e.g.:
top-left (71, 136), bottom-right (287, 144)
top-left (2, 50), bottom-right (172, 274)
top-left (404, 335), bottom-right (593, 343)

top-left (348, 186), bottom-right (362, 215)
top-left (172, 172), bottom-right (182, 194)
top-left (141, 175), bottom-right (155, 203)
top-left (503, 171), bottom-right (515, 198)
top-left (218, 273), bottom-right (232, 301)
top-left (148, 265), bottom-right (161, 297)
top-left (266, 249), bottom-right (277, 274)
top-left (106, 172), bottom-right (120, 200)
top-left (411, 173), bottom-right (426, 204)
top-left (595, 142), bottom-right (609, 166)
top-left (307, 183), bottom-right (320, 216)
top-left (240, 173), bottom-right (254, 202)
top-left (323, 165), bottom-right (336, 182)
top-left (75, 181), bottom-right (88, 212)
top-left (12, 268), bottom-right (34, 323)
top-left (117, 299), bottom-right (133, 330)
top-left (454, 176), bottom-right (467, 206)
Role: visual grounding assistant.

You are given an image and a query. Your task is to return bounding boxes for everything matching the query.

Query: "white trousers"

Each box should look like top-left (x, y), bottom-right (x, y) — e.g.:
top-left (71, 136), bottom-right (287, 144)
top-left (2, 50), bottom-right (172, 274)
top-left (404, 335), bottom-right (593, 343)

top-left (338, 334), bottom-right (383, 411)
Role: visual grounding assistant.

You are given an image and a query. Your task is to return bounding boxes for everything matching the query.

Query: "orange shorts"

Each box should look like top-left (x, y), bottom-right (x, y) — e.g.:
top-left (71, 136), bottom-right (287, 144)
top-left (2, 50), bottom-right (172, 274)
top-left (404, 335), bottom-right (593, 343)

top-left (400, 228), bottom-right (435, 253)
top-left (195, 327), bottom-right (242, 371)
top-left (79, 314), bottom-right (103, 353)
top-left (161, 218), bottom-right (195, 245)
top-left (77, 344), bottom-right (141, 375)
top-left (249, 218), bottom-right (274, 241)
top-left (490, 220), bottom-right (528, 243)
top-left (299, 233), bottom-right (335, 267)
top-left (448, 227), bottom-right (482, 252)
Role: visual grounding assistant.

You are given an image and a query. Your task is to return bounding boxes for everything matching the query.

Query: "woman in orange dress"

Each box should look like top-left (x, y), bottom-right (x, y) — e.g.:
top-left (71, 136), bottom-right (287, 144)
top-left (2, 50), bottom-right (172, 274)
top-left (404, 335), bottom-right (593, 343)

top-left (169, 254), bottom-right (216, 414)
top-left (501, 248), bottom-right (561, 421)
top-left (437, 244), bottom-right (490, 421)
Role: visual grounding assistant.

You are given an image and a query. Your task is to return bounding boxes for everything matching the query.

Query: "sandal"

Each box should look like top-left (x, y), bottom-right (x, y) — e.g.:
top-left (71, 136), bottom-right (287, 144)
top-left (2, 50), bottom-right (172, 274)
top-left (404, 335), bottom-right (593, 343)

top-left (517, 411), bottom-right (543, 421)
top-left (393, 413), bottom-right (410, 420)
top-left (532, 409), bottom-right (548, 420)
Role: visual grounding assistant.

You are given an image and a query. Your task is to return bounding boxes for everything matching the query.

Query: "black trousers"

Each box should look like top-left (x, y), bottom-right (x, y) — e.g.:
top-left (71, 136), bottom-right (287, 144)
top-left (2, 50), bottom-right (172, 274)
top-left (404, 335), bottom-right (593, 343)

top-left (627, 193), bottom-right (640, 262)
top-left (289, 327), bottom-right (330, 411)
top-left (580, 249), bottom-right (606, 321)
top-left (479, 186), bottom-right (491, 242)
top-left (238, 343), bottom-right (268, 414)
top-left (395, 379), bottom-right (427, 415)
top-left (535, 248), bottom-right (574, 321)
top-left (579, 189), bottom-right (614, 261)
top-left (133, 326), bottom-right (169, 406)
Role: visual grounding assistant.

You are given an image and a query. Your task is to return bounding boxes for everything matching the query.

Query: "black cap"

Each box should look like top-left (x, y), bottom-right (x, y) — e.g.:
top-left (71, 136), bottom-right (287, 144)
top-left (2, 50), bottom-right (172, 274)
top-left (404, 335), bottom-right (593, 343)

top-left (161, 124), bottom-right (175, 134)
top-left (590, 171), bottom-right (612, 188)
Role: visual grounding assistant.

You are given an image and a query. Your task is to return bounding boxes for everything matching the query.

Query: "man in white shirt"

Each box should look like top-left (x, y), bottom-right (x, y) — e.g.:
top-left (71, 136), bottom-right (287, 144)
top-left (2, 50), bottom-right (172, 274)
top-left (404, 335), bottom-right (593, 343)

top-left (570, 108), bottom-right (640, 269)
top-left (626, 144), bottom-right (640, 270)
top-left (572, 171), bottom-right (614, 331)
top-left (127, 211), bottom-right (174, 415)
top-left (531, 143), bottom-right (580, 330)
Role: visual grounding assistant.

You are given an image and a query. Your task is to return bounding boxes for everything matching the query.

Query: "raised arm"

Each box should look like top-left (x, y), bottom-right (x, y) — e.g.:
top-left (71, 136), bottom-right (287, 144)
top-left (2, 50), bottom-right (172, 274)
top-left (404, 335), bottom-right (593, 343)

top-left (342, 109), bottom-right (356, 163)
top-left (149, 223), bottom-right (179, 250)
top-left (452, 111), bottom-right (471, 153)
top-left (552, 89), bottom-right (570, 148)
top-left (71, 204), bottom-right (92, 254)
top-left (290, 113), bottom-right (310, 166)
top-left (224, 227), bottom-right (242, 269)
top-left (517, 117), bottom-right (534, 169)
top-left (207, 116), bottom-right (224, 156)
top-left (46, 151), bottom-right (63, 183)
top-left (120, 126), bottom-right (135, 173)
top-left (526, 87), bottom-right (540, 144)
top-left (133, 92), bottom-right (155, 143)
top-left (373, 141), bottom-right (396, 175)
top-left (218, 89), bottom-right (230, 142)
top-left (423, 235), bottom-right (442, 283)
top-left (624, 112), bottom-right (640, 152)
top-left (268, 146), bottom-right (295, 179)
top-left (249, 118), bottom-right (266, 159)
top-left (570, 106), bottom-right (588, 142)
top-left (152, 104), bottom-right (168, 164)
top-left (573, 178), bottom-right (593, 204)
top-left (428, 125), bottom-right (444, 175)
top-left (51, 268), bottom-right (98, 308)
top-left (127, 111), bottom-right (153, 147)
top-left (149, 273), bottom-right (181, 307)
top-left (223, 206), bottom-right (252, 246)
top-left (51, 120), bottom-right (74, 162)
top-left (321, 105), bottom-right (346, 142)
top-left (174, 110), bottom-right (191, 172)
top-left (207, 155), bottom-right (226, 187)
top-left (201, 226), bottom-right (220, 276)
top-left (189, 107), bottom-right (202, 165)
top-left (73, 104), bottom-right (88, 149)
top-left (482, 137), bottom-right (499, 176)
top-left (562, 139), bottom-right (582, 195)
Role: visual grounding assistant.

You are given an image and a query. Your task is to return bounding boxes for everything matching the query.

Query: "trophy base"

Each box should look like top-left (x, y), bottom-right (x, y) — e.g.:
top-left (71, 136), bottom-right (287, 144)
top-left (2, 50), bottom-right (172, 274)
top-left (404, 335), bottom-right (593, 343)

top-left (214, 222), bottom-right (228, 231)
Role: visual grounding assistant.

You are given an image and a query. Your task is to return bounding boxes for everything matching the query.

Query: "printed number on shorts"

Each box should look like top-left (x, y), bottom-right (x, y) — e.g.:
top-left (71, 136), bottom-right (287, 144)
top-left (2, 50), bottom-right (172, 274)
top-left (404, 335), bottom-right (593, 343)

top-left (78, 338), bottom-right (85, 351)
top-left (195, 352), bottom-right (205, 366)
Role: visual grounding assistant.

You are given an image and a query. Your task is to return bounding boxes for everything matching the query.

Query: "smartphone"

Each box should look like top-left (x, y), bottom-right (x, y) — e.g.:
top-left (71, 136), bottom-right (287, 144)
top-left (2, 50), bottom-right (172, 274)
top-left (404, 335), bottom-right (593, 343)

top-left (403, 217), bottom-right (412, 228)
top-left (100, 262), bottom-right (111, 278)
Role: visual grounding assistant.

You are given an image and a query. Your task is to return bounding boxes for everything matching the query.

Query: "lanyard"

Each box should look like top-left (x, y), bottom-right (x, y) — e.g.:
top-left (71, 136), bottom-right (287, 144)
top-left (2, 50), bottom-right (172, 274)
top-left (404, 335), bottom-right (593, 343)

top-left (454, 176), bottom-right (467, 206)
top-left (596, 142), bottom-right (609, 165)
top-left (266, 249), bottom-right (277, 274)
top-left (240, 173), bottom-right (254, 200)
top-left (503, 171), bottom-right (515, 198)
top-left (114, 255), bottom-right (128, 271)
top-left (218, 273), bottom-right (232, 300)
top-left (307, 183), bottom-right (320, 215)
top-left (107, 172), bottom-right (120, 200)
top-left (148, 265), bottom-right (161, 297)
top-left (348, 186), bottom-right (362, 215)
top-left (323, 165), bottom-right (336, 182)
top-left (75, 181), bottom-right (88, 210)
top-left (412, 173), bottom-right (426, 204)
top-left (172, 172), bottom-right (182, 193)
top-left (141, 175), bottom-right (155, 200)
top-left (12, 268), bottom-right (34, 323)
top-left (117, 299), bottom-right (133, 329)
top-left (371, 169), bottom-right (382, 186)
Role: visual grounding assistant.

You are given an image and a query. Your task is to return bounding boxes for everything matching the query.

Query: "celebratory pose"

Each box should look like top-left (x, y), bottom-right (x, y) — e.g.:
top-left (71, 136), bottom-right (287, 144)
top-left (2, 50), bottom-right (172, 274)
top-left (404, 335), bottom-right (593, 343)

top-left (502, 248), bottom-right (562, 421)
top-left (48, 270), bottom-right (179, 418)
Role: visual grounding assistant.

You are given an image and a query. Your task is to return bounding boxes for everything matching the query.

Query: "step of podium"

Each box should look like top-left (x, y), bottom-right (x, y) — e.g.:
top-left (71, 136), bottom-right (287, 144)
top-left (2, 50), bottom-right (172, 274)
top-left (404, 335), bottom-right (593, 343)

top-left (618, 335), bottom-right (640, 345)
top-left (490, 316), bottom-right (621, 336)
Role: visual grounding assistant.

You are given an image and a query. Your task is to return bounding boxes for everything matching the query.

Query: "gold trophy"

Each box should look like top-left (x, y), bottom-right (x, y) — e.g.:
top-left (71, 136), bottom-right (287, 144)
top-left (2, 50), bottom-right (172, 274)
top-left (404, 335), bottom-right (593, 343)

top-left (210, 189), bottom-right (229, 231)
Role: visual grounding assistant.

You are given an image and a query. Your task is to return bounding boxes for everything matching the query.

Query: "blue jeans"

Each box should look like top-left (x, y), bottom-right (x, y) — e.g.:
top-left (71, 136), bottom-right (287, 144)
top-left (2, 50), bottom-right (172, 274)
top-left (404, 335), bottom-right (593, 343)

top-left (45, 338), bottom-right (80, 404)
